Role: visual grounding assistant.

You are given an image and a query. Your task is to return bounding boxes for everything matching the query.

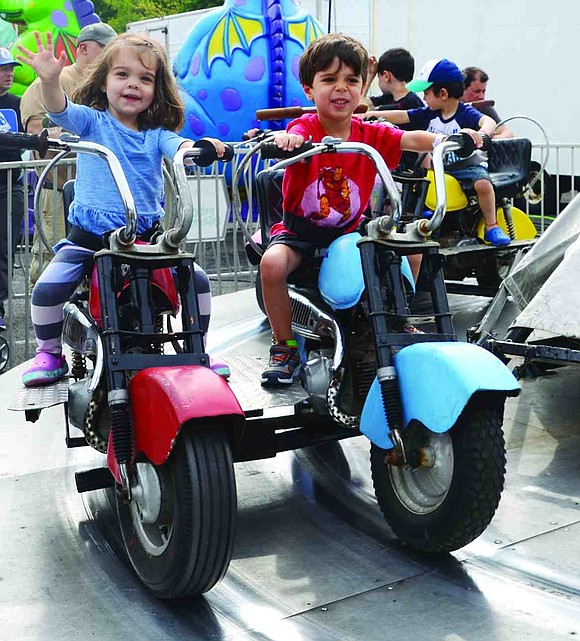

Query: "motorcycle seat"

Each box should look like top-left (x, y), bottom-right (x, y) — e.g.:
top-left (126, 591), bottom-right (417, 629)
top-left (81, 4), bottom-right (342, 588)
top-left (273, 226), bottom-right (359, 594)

top-left (487, 138), bottom-right (532, 199)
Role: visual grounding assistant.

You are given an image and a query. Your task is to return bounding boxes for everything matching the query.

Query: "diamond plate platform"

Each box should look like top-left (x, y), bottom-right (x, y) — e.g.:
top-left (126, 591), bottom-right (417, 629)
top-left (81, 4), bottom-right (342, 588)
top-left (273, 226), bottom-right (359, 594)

top-left (226, 353), bottom-right (308, 413)
top-left (8, 378), bottom-right (69, 412)
top-left (7, 355), bottom-right (306, 416)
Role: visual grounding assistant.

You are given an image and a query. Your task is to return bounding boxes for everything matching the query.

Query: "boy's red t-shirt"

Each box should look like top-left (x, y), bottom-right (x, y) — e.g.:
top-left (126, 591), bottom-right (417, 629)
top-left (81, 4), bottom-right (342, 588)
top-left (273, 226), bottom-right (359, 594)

top-left (271, 113), bottom-right (403, 237)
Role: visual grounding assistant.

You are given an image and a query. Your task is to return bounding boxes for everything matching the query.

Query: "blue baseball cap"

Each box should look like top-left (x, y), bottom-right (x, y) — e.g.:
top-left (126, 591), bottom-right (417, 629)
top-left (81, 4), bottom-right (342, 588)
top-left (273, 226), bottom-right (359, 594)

top-left (0, 48), bottom-right (21, 67)
top-left (406, 58), bottom-right (462, 92)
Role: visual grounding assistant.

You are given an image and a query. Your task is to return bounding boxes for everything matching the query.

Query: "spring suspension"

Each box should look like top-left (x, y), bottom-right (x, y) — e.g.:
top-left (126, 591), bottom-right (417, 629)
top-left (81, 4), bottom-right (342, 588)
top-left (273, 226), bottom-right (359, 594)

top-left (377, 365), bottom-right (405, 458)
top-left (501, 199), bottom-right (517, 240)
top-left (108, 389), bottom-right (132, 464)
top-left (71, 351), bottom-right (87, 380)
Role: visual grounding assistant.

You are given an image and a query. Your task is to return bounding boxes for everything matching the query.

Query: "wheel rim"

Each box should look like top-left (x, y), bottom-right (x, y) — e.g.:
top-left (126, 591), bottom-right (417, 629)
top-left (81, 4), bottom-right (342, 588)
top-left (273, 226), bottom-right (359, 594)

top-left (129, 463), bottom-right (173, 557)
top-left (388, 432), bottom-right (454, 515)
top-left (0, 336), bottom-right (9, 373)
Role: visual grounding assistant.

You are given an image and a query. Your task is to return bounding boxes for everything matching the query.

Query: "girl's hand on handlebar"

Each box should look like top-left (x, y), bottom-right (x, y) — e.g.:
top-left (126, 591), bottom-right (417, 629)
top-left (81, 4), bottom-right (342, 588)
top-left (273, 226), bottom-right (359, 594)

top-left (273, 132), bottom-right (304, 152)
top-left (16, 31), bottom-right (67, 82)
top-left (181, 137), bottom-right (227, 158)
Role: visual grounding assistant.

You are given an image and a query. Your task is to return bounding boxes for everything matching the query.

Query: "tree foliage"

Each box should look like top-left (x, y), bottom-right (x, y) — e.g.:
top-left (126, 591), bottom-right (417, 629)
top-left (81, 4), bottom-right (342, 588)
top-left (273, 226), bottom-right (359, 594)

top-left (93, 0), bottom-right (220, 33)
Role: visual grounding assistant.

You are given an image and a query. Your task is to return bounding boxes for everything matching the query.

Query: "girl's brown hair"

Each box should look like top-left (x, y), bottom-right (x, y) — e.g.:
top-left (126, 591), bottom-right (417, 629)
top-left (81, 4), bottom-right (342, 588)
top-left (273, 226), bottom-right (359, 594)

top-left (73, 33), bottom-right (185, 131)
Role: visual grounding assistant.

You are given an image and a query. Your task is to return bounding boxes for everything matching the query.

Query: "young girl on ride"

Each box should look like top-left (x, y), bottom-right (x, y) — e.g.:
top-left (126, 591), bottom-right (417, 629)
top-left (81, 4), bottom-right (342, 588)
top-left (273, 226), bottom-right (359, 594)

top-left (18, 32), bottom-right (228, 387)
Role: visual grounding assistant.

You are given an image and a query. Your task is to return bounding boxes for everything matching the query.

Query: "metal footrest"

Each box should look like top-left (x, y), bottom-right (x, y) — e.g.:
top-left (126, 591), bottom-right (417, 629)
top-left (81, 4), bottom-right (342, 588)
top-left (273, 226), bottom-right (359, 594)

top-left (8, 378), bottom-right (69, 412)
top-left (225, 353), bottom-right (308, 413)
top-left (75, 467), bottom-right (115, 493)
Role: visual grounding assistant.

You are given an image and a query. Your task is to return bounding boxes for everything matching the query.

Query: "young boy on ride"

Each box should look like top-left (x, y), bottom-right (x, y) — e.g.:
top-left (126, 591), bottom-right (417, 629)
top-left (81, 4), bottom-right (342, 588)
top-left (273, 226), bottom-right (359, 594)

top-left (259, 34), bottom-right (485, 387)
top-left (365, 57), bottom-right (511, 248)
top-left (17, 32), bottom-right (229, 387)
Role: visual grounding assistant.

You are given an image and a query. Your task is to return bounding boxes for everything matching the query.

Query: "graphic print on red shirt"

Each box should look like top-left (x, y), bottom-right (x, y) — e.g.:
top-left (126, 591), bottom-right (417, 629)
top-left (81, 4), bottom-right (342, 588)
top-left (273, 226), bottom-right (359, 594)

top-left (271, 114), bottom-right (403, 237)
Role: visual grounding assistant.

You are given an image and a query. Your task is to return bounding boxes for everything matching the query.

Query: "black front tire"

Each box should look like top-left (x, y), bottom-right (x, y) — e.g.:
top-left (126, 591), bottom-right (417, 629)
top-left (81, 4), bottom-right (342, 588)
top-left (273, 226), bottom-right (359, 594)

top-left (116, 425), bottom-right (237, 598)
top-left (371, 394), bottom-right (506, 553)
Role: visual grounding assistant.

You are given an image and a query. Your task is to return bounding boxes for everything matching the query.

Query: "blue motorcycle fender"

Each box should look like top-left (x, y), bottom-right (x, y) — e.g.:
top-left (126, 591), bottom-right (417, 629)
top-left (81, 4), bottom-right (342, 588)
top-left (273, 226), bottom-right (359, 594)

top-left (319, 232), bottom-right (414, 310)
top-left (360, 342), bottom-right (520, 449)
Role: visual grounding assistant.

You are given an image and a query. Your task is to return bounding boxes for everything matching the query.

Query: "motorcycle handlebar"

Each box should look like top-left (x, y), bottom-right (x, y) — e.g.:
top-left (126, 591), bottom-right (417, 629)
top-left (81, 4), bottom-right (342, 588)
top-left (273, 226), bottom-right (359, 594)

top-left (169, 142), bottom-right (234, 248)
top-left (1, 129), bottom-right (233, 251)
top-left (259, 138), bottom-right (315, 159)
top-left (262, 136), bottom-right (403, 235)
top-left (188, 138), bottom-right (234, 166)
top-left (256, 103), bottom-right (369, 121)
top-left (0, 129), bottom-right (50, 157)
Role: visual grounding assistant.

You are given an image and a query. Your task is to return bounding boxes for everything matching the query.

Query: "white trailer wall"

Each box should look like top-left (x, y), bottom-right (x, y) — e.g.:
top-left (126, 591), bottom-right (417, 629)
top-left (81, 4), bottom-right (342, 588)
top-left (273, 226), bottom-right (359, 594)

top-left (127, 0), bottom-right (577, 147)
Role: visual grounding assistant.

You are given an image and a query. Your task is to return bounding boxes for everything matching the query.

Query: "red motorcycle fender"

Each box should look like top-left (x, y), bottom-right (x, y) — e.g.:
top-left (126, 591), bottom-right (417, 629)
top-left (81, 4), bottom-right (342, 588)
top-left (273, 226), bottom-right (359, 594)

top-left (107, 366), bottom-right (244, 477)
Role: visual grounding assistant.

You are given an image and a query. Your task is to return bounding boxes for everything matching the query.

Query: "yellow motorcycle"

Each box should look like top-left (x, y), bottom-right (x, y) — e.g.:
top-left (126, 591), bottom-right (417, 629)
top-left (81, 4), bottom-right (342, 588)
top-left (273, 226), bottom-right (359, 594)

top-left (397, 136), bottom-right (538, 293)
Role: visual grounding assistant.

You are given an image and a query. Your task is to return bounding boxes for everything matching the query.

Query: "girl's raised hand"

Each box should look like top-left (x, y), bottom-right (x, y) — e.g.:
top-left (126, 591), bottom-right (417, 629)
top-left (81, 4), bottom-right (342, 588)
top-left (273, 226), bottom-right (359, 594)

top-left (16, 31), bottom-right (68, 82)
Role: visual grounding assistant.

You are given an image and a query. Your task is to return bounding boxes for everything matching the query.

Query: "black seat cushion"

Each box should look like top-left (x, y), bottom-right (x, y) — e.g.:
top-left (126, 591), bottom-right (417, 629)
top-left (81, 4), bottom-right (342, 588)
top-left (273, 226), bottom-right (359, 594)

top-left (488, 138), bottom-right (531, 199)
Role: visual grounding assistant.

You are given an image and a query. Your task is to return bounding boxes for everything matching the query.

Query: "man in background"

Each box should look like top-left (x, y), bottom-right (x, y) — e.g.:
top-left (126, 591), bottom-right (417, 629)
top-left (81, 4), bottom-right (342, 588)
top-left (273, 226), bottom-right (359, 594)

top-left (462, 66), bottom-right (513, 139)
top-left (20, 21), bottom-right (117, 285)
top-left (0, 47), bottom-right (25, 329)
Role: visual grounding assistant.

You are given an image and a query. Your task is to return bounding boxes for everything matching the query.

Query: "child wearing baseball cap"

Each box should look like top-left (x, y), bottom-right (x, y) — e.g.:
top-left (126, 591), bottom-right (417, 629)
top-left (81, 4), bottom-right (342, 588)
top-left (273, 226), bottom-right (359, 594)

top-left (365, 57), bottom-right (510, 247)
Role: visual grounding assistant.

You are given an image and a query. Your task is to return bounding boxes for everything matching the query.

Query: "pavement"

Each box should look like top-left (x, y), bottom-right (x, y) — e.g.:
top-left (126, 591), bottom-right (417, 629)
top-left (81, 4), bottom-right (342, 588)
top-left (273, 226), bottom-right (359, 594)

top-left (0, 289), bottom-right (578, 641)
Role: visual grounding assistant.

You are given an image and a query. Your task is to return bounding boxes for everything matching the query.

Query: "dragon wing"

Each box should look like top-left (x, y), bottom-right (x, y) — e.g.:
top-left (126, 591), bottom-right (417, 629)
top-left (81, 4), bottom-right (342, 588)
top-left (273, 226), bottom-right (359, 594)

top-left (205, 10), bottom-right (264, 72)
top-left (287, 15), bottom-right (325, 46)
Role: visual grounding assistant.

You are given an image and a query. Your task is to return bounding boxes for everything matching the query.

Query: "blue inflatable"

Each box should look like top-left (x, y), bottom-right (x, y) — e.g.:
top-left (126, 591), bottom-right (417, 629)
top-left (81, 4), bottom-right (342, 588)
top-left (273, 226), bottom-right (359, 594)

top-left (173, 0), bottom-right (324, 141)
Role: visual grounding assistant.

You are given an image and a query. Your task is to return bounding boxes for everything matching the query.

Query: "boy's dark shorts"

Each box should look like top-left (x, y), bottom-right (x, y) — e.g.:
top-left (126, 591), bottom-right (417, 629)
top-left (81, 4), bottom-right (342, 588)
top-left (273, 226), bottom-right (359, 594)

top-left (448, 165), bottom-right (492, 192)
top-left (268, 232), bottom-right (338, 257)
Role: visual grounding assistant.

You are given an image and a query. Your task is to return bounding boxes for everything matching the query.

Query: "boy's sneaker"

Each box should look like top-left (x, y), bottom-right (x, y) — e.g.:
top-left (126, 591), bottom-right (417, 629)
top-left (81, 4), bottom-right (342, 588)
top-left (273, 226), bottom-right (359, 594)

top-left (484, 226), bottom-right (511, 246)
top-left (22, 352), bottom-right (69, 387)
top-left (261, 344), bottom-right (300, 386)
top-left (0, 316), bottom-right (5, 330)
top-left (210, 357), bottom-right (231, 380)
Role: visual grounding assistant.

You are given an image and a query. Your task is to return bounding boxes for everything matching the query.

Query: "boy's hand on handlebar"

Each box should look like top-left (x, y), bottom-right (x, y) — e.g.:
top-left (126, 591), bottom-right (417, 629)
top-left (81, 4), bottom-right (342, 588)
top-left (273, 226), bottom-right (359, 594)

top-left (273, 132), bottom-right (304, 152)
top-left (16, 31), bottom-right (67, 82)
top-left (458, 128), bottom-right (485, 149)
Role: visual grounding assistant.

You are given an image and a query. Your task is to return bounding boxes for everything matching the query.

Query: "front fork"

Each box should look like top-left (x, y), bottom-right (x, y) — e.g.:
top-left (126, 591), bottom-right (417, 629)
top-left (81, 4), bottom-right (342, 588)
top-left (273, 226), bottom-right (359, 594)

top-left (97, 253), bottom-right (206, 498)
top-left (358, 239), bottom-right (454, 463)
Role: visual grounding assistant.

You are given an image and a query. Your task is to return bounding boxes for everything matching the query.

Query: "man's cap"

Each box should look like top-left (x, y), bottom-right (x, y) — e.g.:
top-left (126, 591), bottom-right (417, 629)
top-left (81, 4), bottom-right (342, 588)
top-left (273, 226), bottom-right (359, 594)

top-left (0, 48), bottom-right (21, 68)
top-left (406, 58), bottom-right (463, 92)
top-left (77, 22), bottom-right (117, 46)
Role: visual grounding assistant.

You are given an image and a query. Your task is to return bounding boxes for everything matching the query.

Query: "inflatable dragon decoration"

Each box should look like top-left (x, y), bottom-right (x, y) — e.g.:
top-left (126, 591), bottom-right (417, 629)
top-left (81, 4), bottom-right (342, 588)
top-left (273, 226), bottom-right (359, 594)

top-left (174, 0), bottom-right (325, 141)
top-left (0, 0), bottom-right (101, 95)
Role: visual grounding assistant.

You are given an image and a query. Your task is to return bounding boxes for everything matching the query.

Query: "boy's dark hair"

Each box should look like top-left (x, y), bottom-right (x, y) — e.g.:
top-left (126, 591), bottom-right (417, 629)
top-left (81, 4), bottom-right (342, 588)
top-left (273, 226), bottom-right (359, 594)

top-left (463, 66), bottom-right (489, 89)
top-left (431, 81), bottom-right (465, 100)
top-left (299, 33), bottom-right (368, 87)
top-left (377, 47), bottom-right (414, 82)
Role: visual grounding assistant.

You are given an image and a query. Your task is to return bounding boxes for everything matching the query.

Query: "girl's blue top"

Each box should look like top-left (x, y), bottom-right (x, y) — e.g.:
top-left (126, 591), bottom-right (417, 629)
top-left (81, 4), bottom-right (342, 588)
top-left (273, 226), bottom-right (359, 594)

top-left (48, 100), bottom-right (187, 235)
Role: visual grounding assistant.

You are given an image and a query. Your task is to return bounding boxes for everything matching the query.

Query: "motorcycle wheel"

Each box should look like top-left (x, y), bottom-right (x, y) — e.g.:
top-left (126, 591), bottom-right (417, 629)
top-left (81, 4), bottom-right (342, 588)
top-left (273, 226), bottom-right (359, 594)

top-left (474, 253), bottom-right (515, 291)
top-left (370, 395), bottom-right (506, 553)
top-left (116, 424), bottom-right (237, 598)
top-left (0, 335), bottom-right (9, 373)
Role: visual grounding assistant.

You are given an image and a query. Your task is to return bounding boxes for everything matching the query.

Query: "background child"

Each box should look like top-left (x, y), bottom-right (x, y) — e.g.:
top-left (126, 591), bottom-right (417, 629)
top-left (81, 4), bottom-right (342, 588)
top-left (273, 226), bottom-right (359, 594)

top-left (362, 47), bottom-right (424, 173)
top-left (363, 47), bottom-right (424, 112)
top-left (259, 34), bottom-right (478, 387)
top-left (366, 58), bottom-right (511, 247)
top-left (17, 32), bottom-right (227, 387)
